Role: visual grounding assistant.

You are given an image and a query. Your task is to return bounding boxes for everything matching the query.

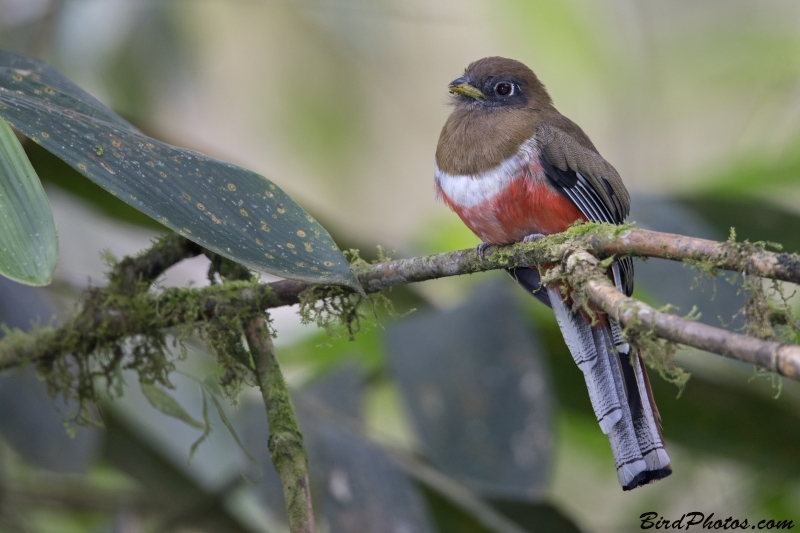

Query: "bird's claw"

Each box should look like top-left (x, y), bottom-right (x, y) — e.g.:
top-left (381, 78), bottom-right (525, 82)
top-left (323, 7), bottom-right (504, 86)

top-left (477, 242), bottom-right (494, 260)
top-left (523, 233), bottom-right (547, 243)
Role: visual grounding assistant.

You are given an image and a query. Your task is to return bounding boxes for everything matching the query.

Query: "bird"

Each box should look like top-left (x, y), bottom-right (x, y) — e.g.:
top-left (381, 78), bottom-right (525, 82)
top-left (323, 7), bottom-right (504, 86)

top-left (434, 56), bottom-right (671, 490)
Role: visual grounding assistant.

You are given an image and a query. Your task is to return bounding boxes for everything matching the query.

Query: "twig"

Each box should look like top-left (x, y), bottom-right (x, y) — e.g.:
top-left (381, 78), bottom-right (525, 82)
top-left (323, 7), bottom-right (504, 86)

top-left (0, 226), bottom-right (797, 375)
top-left (576, 229), bottom-right (800, 284)
top-left (109, 233), bottom-right (203, 295)
top-left (564, 251), bottom-right (800, 381)
top-left (388, 451), bottom-right (530, 533)
top-left (295, 395), bottom-right (530, 533)
top-left (244, 317), bottom-right (315, 533)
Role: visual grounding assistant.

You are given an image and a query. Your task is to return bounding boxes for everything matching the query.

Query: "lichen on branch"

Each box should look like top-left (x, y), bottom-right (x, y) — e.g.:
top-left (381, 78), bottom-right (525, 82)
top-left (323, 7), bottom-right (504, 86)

top-left (4, 244), bottom-right (272, 422)
top-left (1, 224), bottom-right (799, 396)
top-left (298, 248), bottom-right (407, 341)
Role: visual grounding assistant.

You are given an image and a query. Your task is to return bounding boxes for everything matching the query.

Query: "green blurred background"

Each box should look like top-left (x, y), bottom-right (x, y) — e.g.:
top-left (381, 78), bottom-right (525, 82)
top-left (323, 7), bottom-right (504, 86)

top-left (1, 1), bottom-right (800, 532)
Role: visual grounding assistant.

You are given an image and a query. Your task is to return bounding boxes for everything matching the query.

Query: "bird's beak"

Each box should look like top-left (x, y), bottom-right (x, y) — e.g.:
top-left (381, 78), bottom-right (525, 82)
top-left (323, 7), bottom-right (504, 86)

top-left (448, 77), bottom-right (484, 99)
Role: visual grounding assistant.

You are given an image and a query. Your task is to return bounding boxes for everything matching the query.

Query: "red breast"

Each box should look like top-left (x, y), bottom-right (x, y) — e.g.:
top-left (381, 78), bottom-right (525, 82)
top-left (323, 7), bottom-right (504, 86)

top-left (438, 171), bottom-right (585, 244)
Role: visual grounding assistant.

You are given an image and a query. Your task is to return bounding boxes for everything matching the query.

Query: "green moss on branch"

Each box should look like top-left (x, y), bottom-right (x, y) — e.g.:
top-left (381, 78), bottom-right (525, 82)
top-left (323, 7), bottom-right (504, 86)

top-left (2, 224), bottom-right (798, 395)
top-left (245, 317), bottom-right (314, 533)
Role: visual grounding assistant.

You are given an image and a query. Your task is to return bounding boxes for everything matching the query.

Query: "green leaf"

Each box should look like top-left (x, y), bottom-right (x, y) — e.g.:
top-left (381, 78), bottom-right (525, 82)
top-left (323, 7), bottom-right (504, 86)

top-left (140, 381), bottom-right (204, 429)
top-left (203, 376), bottom-right (261, 473)
top-left (0, 117), bottom-right (57, 285)
top-left (0, 49), bottom-right (359, 290)
top-left (189, 388), bottom-right (212, 462)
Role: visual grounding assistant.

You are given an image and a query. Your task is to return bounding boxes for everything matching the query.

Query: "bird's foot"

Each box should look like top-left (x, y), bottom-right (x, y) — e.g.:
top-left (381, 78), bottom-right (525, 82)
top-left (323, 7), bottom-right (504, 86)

top-left (477, 242), bottom-right (495, 260)
top-left (523, 233), bottom-right (547, 243)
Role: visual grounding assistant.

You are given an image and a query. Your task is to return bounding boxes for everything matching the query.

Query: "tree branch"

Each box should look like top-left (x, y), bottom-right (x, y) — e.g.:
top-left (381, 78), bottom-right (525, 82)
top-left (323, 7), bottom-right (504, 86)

top-left (245, 317), bottom-right (315, 533)
top-left (575, 228), bottom-right (800, 284)
top-left (563, 251), bottom-right (800, 381)
top-left (108, 233), bottom-right (203, 296)
top-left (0, 225), bottom-right (798, 378)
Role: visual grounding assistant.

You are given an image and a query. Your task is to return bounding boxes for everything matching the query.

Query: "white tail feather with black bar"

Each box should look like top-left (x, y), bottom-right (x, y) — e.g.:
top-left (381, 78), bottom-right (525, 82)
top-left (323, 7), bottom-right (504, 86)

top-left (548, 287), bottom-right (622, 433)
top-left (610, 263), bottom-right (671, 481)
top-left (546, 279), bottom-right (671, 490)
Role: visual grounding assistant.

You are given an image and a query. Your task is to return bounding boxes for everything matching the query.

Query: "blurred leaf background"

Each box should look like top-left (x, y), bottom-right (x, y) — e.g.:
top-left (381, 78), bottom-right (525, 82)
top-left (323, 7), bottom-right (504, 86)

top-left (1, 0), bottom-right (800, 532)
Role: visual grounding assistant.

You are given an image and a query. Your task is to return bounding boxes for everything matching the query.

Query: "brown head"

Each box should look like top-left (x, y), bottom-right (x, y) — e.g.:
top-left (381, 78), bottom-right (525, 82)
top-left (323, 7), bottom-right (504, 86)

top-left (447, 56), bottom-right (552, 110)
top-left (436, 57), bottom-right (556, 175)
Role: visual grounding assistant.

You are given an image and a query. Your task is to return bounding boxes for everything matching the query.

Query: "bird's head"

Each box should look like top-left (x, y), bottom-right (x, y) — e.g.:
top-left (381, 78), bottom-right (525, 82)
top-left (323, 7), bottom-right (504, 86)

top-left (447, 56), bottom-right (552, 110)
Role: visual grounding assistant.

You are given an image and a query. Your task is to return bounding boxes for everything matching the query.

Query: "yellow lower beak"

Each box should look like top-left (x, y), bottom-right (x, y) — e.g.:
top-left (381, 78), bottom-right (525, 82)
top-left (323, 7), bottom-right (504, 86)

top-left (448, 82), bottom-right (484, 99)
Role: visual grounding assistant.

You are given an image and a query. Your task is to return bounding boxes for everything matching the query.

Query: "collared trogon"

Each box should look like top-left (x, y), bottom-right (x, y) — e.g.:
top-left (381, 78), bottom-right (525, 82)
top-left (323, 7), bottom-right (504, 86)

top-left (434, 56), bottom-right (671, 490)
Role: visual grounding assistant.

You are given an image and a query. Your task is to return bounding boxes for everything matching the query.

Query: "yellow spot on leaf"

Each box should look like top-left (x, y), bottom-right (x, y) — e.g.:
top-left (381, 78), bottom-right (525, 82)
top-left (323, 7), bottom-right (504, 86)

top-left (77, 163), bottom-right (87, 171)
top-left (227, 183), bottom-right (236, 191)
top-left (260, 221), bottom-right (270, 232)
top-left (304, 243), bottom-right (313, 252)
top-left (183, 228), bottom-right (192, 234)
top-left (197, 203), bottom-right (205, 211)
top-left (240, 209), bottom-right (248, 217)
top-left (44, 87), bottom-right (54, 94)
top-left (286, 243), bottom-right (295, 249)
top-left (269, 184), bottom-right (276, 190)
top-left (296, 230), bottom-right (306, 238)
top-left (160, 171), bottom-right (167, 177)
top-left (324, 261), bottom-right (334, 267)
top-left (181, 192), bottom-right (191, 201)
top-left (12, 74), bottom-right (22, 81)
top-left (265, 253), bottom-right (274, 259)
top-left (112, 139), bottom-right (121, 148)
top-left (95, 146), bottom-right (104, 156)
top-left (277, 208), bottom-right (286, 214)
top-left (130, 194), bottom-right (137, 200)
top-left (255, 238), bottom-right (263, 246)
top-left (41, 132), bottom-right (49, 138)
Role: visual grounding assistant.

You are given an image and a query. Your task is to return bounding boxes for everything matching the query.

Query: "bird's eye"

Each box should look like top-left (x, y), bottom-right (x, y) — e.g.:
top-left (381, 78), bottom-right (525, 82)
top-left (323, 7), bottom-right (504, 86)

top-left (495, 82), bottom-right (513, 96)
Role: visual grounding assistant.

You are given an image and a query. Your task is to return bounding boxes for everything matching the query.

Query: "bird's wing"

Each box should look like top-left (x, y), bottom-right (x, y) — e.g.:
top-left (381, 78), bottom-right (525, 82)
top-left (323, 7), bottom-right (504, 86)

top-left (536, 123), bottom-right (634, 295)
top-left (536, 125), bottom-right (671, 490)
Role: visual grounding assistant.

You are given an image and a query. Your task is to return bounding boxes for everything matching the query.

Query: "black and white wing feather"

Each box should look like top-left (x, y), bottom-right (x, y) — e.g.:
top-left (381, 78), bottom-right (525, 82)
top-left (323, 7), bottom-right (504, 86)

top-left (536, 125), bottom-right (634, 296)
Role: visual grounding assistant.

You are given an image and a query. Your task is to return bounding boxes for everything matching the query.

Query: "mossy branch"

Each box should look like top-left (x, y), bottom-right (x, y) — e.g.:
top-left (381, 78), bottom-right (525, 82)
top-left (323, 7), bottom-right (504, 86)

top-left (107, 233), bottom-right (203, 296)
top-left (208, 252), bottom-right (315, 532)
top-left (562, 251), bottom-right (800, 381)
top-left (0, 224), bottom-right (798, 377)
top-left (245, 317), bottom-right (314, 533)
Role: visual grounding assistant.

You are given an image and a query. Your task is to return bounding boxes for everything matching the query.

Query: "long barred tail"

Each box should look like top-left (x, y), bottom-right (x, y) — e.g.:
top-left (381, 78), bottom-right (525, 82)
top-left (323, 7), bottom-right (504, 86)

top-left (546, 286), bottom-right (671, 489)
top-left (508, 266), bottom-right (671, 489)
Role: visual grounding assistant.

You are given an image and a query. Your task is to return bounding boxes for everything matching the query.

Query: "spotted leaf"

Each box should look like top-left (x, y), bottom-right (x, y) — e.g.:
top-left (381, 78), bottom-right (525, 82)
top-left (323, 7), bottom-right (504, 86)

top-left (0, 49), bottom-right (359, 289)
